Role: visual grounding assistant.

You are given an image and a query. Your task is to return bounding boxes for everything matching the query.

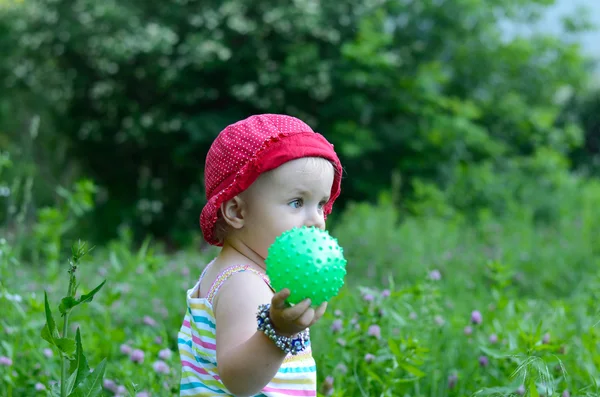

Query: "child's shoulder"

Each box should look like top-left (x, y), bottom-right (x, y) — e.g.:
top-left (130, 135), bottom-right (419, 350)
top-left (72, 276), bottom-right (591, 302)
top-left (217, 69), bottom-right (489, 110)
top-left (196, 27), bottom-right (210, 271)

top-left (212, 268), bottom-right (273, 310)
top-left (198, 259), bottom-right (273, 307)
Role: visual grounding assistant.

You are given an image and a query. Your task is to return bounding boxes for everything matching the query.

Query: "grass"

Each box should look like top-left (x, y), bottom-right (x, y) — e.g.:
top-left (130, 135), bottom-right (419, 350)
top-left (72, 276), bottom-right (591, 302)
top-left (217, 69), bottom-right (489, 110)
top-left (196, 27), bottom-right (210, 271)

top-left (1, 194), bottom-right (600, 396)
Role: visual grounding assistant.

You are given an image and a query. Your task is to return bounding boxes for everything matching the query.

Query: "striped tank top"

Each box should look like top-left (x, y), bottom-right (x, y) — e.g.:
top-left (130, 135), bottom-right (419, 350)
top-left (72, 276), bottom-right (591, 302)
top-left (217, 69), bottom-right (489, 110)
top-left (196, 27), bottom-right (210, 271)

top-left (177, 260), bottom-right (317, 397)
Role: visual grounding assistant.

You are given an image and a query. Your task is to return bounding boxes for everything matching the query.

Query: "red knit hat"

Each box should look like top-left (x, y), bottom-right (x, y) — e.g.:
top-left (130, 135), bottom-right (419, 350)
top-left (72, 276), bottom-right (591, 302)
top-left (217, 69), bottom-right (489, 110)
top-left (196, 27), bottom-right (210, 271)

top-left (200, 114), bottom-right (342, 246)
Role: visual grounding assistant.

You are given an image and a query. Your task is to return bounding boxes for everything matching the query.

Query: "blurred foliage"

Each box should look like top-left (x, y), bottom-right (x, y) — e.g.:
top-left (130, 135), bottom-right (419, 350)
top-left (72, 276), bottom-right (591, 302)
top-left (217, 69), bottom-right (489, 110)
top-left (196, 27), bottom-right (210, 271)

top-left (2, 189), bottom-right (600, 395)
top-left (560, 88), bottom-right (600, 175)
top-left (0, 0), bottom-right (598, 247)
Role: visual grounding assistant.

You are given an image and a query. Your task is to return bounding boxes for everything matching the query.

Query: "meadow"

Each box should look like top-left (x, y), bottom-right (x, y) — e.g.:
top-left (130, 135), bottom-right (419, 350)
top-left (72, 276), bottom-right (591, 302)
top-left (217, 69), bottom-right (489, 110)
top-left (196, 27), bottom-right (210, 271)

top-left (2, 181), bottom-right (600, 397)
top-left (2, 0), bottom-right (600, 395)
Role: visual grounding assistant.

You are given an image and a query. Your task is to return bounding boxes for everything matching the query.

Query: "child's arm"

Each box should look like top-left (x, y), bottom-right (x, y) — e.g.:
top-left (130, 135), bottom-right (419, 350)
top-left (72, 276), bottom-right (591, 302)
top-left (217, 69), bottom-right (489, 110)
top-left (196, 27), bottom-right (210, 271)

top-left (213, 271), bottom-right (325, 397)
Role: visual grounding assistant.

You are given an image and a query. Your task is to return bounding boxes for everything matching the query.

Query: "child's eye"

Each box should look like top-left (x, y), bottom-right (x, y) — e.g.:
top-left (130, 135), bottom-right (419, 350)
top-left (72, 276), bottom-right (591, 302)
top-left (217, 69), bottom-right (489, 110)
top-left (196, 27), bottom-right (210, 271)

top-left (289, 199), bottom-right (303, 208)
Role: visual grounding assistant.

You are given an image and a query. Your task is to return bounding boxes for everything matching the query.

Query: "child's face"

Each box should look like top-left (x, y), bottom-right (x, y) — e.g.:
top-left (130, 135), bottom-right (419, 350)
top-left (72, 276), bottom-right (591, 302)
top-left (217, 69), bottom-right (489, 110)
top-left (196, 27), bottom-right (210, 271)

top-left (238, 157), bottom-right (335, 260)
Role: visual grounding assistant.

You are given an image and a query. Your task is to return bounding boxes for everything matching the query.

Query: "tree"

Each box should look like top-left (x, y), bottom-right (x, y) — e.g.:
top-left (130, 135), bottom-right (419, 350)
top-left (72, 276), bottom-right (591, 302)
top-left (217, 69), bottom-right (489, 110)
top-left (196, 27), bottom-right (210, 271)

top-left (0, 0), bottom-right (594, 244)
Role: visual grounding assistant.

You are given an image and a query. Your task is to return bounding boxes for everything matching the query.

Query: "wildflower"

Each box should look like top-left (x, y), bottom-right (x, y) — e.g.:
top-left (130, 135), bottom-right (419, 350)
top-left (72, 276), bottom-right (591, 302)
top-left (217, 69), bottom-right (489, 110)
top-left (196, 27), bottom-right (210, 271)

top-left (153, 360), bottom-right (170, 374)
top-left (34, 383), bottom-right (45, 391)
top-left (143, 315), bottom-right (157, 327)
top-left (116, 385), bottom-right (127, 395)
top-left (335, 363), bottom-right (348, 375)
top-left (489, 334), bottom-right (498, 344)
top-left (159, 307), bottom-right (169, 318)
top-left (409, 312), bottom-right (417, 320)
top-left (516, 385), bottom-right (526, 395)
top-left (364, 353), bottom-right (375, 363)
top-left (103, 379), bottom-right (118, 393)
top-left (429, 269), bottom-right (441, 280)
top-left (320, 376), bottom-right (334, 396)
top-left (367, 324), bottom-right (381, 339)
top-left (334, 309), bottom-right (343, 317)
top-left (448, 373), bottom-right (458, 389)
top-left (478, 355), bottom-right (489, 367)
top-left (136, 392), bottom-right (150, 397)
top-left (542, 333), bottom-right (550, 344)
top-left (120, 344), bottom-right (132, 355)
top-left (471, 310), bottom-right (482, 325)
top-left (464, 326), bottom-right (473, 336)
top-left (155, 336), bottom-right (163, 344)
top-left (562, 390), bottom-right (570, 397)
top-left (363, 293), bottom-right (374, 302)
top-left (336, 338), bottom-right (346, 346)
top-left (331, 319), bottom-right (343, 333)
top-left (43, 348), bottom-right (53, 358)
top-left (158, 348), bottom-right (172, 360)
top-left (130, 349), bottom-right (145, 363)
top-left (435, 315), bottom-right (445, 326)
top-left (0, 356), bottom-right (12, 366)
top-left (382, 289), bottom-right (390, 298)
top-left (181, 266), bottom-right (190, 276)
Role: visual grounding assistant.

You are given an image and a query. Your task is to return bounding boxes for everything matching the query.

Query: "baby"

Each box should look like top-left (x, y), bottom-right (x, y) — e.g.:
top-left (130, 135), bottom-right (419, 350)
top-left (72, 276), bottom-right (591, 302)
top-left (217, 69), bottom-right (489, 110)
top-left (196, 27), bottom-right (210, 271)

top-left (177, 114), bottom-right (343, 397)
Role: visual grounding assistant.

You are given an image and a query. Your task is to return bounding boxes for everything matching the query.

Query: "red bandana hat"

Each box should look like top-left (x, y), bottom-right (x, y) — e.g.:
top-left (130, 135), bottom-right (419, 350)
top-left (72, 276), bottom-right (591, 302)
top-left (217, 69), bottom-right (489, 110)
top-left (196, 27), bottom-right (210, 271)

top-left (201, 114), bottom-right (343, 246)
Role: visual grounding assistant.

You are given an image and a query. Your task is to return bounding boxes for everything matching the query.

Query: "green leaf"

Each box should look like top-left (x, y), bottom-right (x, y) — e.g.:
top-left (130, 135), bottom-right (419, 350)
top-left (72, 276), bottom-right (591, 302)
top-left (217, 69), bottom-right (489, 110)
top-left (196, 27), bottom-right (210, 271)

top-left (387, 338), bottom-right (402, 359)
top-left (68, 328), bottom-right (90, 390)
top-left (65, 369), bottom-right (79, 396)
top-left (365, 368), bottom-right (384, 385)
top-left (41, 291), bottom-right (59, 346)
top-left (392, 377), bottom-right (420, 384)
top-left (59, 297), bottom-right (79, 316)
top-left (528, 376), bottom-right (540, 397)
top-left (78, 280), bottom-right (106, 305)
top-left (398, 362), bottom-right (426, 378)
top-left (68, 358), bottom-right (107, 397)
top-left (479, 345), bottom-right (509, 359)
top-left (55, 337), bottom-right (77, 358)
top-left (473, 385), bottom-right (520, 395)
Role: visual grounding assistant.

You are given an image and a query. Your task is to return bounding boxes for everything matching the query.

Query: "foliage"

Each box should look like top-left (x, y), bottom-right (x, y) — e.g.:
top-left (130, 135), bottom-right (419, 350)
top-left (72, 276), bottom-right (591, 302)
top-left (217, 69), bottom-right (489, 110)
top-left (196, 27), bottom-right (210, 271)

top-left (0, 0), bottom-right (595, 244)
top-left (560, 88), bottom-right (600, 175)
top-left (40, 241), bottom-right (107, 397)
top-left (2, 180), bottom-right (600, 395)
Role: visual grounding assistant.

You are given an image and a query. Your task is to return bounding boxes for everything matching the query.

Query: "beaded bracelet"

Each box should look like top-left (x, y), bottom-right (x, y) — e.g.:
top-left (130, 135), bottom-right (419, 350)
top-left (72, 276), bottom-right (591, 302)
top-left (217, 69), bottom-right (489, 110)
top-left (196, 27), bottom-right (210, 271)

top-left (256, 303), bottom-right (309, 355)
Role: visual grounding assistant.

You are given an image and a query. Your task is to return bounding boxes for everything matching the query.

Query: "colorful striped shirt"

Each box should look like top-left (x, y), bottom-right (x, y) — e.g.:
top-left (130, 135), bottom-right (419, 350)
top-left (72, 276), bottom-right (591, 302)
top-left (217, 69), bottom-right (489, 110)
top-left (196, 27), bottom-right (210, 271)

top-left (177, 261), bottom-right (317, 397)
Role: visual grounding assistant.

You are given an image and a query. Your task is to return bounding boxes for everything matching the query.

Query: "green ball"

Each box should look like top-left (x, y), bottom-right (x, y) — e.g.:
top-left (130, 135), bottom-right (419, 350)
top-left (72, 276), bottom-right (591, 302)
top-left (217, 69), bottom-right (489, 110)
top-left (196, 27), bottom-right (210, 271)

top-left (266, 226), bottom-right (347, 306)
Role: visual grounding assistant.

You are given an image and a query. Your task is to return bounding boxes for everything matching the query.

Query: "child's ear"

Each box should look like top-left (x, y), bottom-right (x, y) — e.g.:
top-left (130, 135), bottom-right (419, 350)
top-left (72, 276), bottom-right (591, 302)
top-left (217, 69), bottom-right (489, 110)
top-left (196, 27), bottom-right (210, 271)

top-left (220, 196), bottom-right (246, 229)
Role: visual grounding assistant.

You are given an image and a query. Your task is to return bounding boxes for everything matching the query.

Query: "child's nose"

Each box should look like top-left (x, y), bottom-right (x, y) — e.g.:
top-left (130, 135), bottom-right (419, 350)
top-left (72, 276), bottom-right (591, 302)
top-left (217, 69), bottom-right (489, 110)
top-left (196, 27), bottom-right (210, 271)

top-left (305, 208), bottom-right (325, 230)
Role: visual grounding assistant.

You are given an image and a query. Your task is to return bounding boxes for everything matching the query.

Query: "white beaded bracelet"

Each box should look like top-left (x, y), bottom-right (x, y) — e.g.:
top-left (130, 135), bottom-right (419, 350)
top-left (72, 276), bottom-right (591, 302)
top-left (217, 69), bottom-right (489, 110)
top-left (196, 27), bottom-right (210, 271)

top-left (256, 303), bottom-right (309, 355)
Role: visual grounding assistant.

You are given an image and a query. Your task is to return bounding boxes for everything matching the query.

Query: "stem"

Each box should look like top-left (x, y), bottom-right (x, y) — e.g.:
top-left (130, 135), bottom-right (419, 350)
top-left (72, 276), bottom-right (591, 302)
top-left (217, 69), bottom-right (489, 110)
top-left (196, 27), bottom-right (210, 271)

top-left (61, 311), bottom-right (70, 397)
top-left (61, 261), bottom-right (77, 397)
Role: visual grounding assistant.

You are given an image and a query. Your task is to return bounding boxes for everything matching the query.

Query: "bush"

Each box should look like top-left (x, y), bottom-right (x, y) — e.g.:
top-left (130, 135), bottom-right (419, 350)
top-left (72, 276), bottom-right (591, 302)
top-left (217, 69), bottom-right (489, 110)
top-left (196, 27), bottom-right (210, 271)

top-left (0, 0), bottom-right (594, 244)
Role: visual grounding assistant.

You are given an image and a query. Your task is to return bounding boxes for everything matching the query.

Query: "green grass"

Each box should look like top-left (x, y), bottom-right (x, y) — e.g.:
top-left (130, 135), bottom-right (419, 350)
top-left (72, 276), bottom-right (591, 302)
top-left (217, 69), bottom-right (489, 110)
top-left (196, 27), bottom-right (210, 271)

top-left (1, 197), bottom-right (600, 396)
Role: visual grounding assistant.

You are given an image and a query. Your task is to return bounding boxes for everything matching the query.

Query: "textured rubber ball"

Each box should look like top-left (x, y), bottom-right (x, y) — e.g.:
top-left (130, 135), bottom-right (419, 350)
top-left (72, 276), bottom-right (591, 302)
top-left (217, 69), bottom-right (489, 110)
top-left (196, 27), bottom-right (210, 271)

top-left (266, 226), bottom-right (347, 306)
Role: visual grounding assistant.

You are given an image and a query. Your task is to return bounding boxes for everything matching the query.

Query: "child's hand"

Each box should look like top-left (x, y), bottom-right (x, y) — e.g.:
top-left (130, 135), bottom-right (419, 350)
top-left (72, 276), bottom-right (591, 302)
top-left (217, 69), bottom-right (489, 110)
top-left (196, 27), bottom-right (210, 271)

top-left (269, 288), bottom-right (327, 337)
